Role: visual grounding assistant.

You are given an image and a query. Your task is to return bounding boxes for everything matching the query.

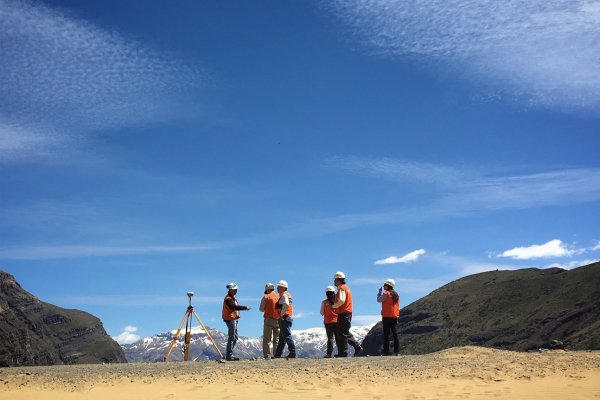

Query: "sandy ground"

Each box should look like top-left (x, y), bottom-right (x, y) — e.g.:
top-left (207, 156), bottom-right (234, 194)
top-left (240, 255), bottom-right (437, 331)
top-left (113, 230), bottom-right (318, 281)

top-left (1, 347), bottom-right (599, 400)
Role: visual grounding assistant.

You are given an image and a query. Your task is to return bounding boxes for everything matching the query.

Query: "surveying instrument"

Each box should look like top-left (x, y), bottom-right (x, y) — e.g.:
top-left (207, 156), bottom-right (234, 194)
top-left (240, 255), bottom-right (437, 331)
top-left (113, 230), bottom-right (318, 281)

top-left (163, 291), bottom-right (223, 361)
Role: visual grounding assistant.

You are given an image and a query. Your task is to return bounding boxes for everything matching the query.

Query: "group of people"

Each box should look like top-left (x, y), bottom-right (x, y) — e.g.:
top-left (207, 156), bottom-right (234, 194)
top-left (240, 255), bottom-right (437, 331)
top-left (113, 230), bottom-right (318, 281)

top-left (221, 270), bottom-right (400, 361)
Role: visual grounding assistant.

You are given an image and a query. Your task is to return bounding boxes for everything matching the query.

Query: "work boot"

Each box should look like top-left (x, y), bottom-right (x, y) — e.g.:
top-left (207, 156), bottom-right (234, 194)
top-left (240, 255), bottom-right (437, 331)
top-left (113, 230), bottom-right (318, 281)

top-left (226, 356), bottom-right (240, 361)
top-left (323, 354), bottom-right (333, 358)
top-left (285, 354), bottom-right (296, 359)
top-left (354, 344), bottom-right (364, 355)
top-left (334, 354), bottom-right (347, 358)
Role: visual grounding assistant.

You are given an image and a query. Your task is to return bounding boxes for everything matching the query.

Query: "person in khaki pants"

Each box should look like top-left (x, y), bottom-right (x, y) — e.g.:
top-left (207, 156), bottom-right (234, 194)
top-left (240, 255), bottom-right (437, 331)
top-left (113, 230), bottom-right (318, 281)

top-left (259, 283), bottom-right (280, 359)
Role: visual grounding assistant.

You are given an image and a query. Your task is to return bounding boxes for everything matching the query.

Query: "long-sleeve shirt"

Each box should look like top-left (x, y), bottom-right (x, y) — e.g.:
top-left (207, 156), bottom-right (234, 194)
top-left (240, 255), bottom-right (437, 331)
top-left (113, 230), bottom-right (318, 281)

top-left (259, 296), bottom-right (266, 312)
top-left (377, 291), bottom-right (389, 303)
top-left (225, 297), bottom-right (249, 311)
top-left (331, 287), bottom-right (346, 309)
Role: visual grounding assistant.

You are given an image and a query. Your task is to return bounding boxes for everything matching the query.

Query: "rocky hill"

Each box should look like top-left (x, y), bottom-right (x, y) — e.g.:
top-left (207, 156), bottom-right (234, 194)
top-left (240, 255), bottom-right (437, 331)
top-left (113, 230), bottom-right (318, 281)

top-left (361, 262), bottom-right (600, 355)
top-left (0, 270), bottom-right (127, 367)
top-left (123, 324), bottom-right (373, 362)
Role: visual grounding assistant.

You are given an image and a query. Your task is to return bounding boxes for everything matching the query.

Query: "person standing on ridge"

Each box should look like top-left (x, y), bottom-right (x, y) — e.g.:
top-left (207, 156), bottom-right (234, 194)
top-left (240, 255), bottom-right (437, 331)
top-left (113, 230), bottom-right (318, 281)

top-left (377, 279), bottom-right (400, 356)
top-left (273, 280), bottom-right (296, 359)
top-left (259, 282), bottom-right (280, 359)
top-left (330, 271), bottom-right (363, 357)
top-left (222, 282), bottom-right (251, 361)
top-left (320, 285), bottom-right (339, 358)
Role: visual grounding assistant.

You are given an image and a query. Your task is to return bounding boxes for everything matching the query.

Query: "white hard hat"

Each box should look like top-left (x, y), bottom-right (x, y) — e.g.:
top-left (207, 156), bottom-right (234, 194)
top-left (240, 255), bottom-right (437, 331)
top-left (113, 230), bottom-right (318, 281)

top-left (277, 280), bottom-right (288, 289)
top-left (226, 282), bottom-right (238, 290)
top-left (325, 285), bottom-right (335, 292)
top-left (265, 282), bottom-right (275, 290)
top-left (384, 279), bottom-right (396, 288)
top-left (333, 271), bottom-right (346, 279)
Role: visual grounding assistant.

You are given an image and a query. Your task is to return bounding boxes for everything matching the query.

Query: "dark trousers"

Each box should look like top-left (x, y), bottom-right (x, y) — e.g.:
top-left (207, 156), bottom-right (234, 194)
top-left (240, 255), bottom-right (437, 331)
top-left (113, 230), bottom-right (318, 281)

top-left (274, 316), bottom-right (296, 357)
top-left (382, 317), bottom-right (399, 354)
top-left (324, 322), bottom-right (338, 355)
top-left (336, 313), bottom-right (360, 356)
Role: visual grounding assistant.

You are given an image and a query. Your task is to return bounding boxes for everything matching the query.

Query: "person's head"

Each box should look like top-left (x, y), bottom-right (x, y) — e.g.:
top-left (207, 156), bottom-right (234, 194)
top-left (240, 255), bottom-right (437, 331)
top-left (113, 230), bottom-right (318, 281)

top-left (325, 285), bottom-right (336, 302)
top-left (226, 282), bottom-right (238, 295)
top-left (264, 283), bottom-right (274, 294)
top-left (333, 271), bottom-right (346, 286)
top-left (277, 280), bottom-right (288, 294)
top-left (383, 278), bottom-right (395, 291)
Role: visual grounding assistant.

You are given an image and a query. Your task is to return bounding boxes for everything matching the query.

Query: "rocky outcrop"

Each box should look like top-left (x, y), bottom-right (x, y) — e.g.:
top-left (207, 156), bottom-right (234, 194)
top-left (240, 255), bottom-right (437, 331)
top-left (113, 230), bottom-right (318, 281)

top-left (361, 262), bottom-right (600, 355)
top-left (0, 270), bottom-right (127, 367)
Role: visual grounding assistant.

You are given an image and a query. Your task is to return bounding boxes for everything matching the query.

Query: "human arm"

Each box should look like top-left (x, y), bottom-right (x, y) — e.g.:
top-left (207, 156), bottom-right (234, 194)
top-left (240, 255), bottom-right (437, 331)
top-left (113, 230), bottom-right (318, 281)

top-left (225, 298), bottom-right (251, 311)
top-left (331, 288), bottom-right (346, 309)
top-left (259, 296), bottom-right (266, 312)
top-left (279, 294), bottom-right (290, 317)
top-left (320, 301), bottom-right (325, 316)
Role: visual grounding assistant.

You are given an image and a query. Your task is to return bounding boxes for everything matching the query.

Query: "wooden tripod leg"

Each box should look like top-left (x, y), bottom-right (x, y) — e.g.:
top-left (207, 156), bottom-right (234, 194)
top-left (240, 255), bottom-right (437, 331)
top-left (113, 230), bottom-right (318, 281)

top-left (163, 311), bottom-right (189, 362)
top-left (193, 311), bottom-right (224, 359)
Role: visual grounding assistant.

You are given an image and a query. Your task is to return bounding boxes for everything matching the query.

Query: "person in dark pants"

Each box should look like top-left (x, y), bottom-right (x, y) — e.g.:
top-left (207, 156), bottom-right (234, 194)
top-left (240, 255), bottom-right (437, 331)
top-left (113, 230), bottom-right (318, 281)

top-left (222, 282), bottom-right (251, 361)
top-left (330, 271), bottom-right (363, 357)
top-left (377, 278), bottom-right (400, 355)
top-left (273, 280), bottom-right (296, 359)
top-left (320, 285), bottom-right (338, 358)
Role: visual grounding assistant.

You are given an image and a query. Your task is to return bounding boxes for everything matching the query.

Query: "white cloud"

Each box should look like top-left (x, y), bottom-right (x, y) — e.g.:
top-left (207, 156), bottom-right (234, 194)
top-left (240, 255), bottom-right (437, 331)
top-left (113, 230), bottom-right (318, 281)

top-left (113, 326), bottom-right (141, 345)
top-left (375, 249), bottom-right (426, 264)
top-left (498, 239), bottom-right (575, 260)
top-left (593, 242), bottom-right (600, 251)
top-left (0, 0), bottom-right (204, 162)
top-left (544, 259), bottom-right (599, 270)
top-left (328, 0), bottom-right (600, 111)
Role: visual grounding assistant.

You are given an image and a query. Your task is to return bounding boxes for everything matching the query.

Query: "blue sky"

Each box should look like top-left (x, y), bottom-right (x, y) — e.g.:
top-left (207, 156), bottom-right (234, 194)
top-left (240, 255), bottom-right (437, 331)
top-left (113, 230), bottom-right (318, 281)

top-left (1, 0), bottom-right (599, 343)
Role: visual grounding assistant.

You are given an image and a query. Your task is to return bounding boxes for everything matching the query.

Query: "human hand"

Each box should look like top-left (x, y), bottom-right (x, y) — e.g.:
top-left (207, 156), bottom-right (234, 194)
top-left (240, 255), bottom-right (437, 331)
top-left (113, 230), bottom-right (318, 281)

top-left (378, 287), bottom-right (382, 295)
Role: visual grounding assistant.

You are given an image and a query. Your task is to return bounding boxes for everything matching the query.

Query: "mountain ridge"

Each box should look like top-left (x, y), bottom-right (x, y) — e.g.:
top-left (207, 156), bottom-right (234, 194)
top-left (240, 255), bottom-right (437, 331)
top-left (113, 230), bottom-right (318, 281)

top-left (0, 270), bottom-right (127, 367)
top-left (361, 262), bottom-right (600, 355)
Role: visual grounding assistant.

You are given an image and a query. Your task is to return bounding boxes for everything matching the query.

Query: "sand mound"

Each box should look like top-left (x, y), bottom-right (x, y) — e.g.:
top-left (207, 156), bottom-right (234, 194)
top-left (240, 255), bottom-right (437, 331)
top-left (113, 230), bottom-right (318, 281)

top-left (1, 346), bottom-right (599, 399)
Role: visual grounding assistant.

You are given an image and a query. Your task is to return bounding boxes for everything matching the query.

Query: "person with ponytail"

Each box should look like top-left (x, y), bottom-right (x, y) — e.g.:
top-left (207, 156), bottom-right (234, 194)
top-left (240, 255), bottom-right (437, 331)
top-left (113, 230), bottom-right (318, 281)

top-left (377, 279), bottom-right (400, 356)
top-left (320, 286), bottom-right (339, 358)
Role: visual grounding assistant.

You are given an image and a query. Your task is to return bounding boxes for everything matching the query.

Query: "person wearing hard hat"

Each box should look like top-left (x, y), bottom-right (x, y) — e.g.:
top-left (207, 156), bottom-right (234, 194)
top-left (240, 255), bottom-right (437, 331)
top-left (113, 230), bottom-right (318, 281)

top-left (320, 285), bottom-right (339, 358)
top-left (222, 282), bottom-right (251, 361)
top-left (377, 278), bottom-right (400, 356)
top-left (258, 282), bottom-right (280, 359)
top-left (330, 271), bottom-right (363, 357)
top-left (273, 280), bottom-right (296, 359)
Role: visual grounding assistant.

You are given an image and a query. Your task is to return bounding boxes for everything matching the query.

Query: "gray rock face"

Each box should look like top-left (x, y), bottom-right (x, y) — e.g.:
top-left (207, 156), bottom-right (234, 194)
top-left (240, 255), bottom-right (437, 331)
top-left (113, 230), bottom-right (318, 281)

top-left (361, 262), bottom-right (600, 355)
top-left (0, 270), bottom-right (127, 367)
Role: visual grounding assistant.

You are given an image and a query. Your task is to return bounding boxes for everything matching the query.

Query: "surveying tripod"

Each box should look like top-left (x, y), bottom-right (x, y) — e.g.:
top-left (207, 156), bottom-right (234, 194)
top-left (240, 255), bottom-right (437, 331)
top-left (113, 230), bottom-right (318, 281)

top-left (163, 291), bottom-right (223, 361)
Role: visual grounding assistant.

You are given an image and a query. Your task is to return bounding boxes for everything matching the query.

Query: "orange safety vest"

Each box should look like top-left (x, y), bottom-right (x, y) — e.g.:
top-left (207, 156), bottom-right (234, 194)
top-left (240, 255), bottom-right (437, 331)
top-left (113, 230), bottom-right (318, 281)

top-left (279, 291), bottom-right (293, 317)
top-left (381, 290), bottom-right (400, 318)
top-left (263, 291), bottom-right (280, 319)
top-left (222, 294), bottom-right (241, 321)
top-left (322, 299), bottom-right (338, 324)
top-left (335, 284), bottom-right (353, 314)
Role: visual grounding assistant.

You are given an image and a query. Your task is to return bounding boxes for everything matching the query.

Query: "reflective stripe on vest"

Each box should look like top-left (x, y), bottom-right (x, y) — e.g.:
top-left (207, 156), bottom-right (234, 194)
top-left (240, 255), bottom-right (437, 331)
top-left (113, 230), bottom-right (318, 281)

top-left (222, 295), bottom-right (240, 321)
top-left (335, 284), bottom-right (353, 314)
top-left (381, 290), bottom-right (400, 318)
top-left (263, 291), bottom-right (280, 319)
top-left (322, 299), bottom-right (338, 324)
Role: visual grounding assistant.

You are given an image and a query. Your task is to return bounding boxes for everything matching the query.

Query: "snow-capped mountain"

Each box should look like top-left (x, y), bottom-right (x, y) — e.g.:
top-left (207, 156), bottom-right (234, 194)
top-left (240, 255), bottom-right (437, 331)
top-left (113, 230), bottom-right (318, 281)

top-left (122, 324), bottom-right (375, 362)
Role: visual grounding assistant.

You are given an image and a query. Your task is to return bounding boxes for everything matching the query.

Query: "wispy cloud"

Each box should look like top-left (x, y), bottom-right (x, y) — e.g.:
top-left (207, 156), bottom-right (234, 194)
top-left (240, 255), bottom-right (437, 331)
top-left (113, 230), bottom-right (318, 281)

top-left (354, 277), bottom-right (444, 294)
top-left (0, 242), bottom-right (230, 260)
top-left (498, 239), bottom-right (575, 260)
top-left (375, 249), bottom-right (426, 265)
top-left (327, 0), bottom-right (600, 111)
top-left (0, 0), bottom-right (204, 162)
top-left (593, 242), bottom-right (600, 251)
top-left (544, 259), bottom-right (599, 270)
top-left (113, 326), bottom-right (141, 345)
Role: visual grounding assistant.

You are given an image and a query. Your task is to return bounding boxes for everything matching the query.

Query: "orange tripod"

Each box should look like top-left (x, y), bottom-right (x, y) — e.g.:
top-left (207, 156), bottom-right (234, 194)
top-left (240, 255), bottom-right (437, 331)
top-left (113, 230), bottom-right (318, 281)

top-left (163, 292), bottom-right (223, 361)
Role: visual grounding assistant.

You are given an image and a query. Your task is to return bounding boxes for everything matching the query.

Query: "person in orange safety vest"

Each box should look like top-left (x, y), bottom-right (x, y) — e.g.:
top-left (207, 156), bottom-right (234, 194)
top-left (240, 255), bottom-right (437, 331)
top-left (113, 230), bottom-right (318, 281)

top-left (259, 282), bottom-right (280, 359)
top-left (377, 278), bottom-right (400, 355)
top-left (273, 280), bottom-right (296, 359)
top-left (320, 285), bottom-right (339, 358)
top-left (222, 282), bottom-right (251, 361)
top-left (330, 271), bottom-right (363, 357)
